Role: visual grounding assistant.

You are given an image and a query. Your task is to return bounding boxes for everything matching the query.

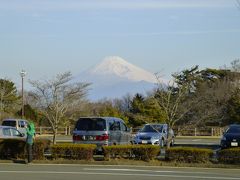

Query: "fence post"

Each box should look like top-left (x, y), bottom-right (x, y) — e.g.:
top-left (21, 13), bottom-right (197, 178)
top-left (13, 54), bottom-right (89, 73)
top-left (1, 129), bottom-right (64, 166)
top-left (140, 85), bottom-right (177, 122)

top-left (40, 126), bottom-right (42, 135)
top-left (65, 126), bottom-right (67, 135)
top-left (211, 128), bottom-right (214, 136)
top-left (68, 126), bottom-right (71, 135)
top-left (194, 128), bottom-right (197, 136)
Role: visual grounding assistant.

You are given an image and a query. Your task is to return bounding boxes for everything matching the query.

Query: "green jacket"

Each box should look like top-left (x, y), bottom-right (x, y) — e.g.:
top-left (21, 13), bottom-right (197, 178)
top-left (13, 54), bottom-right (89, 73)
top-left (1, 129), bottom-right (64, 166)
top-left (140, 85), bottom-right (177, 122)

top-left (26, 122), bottom-right (35, 145)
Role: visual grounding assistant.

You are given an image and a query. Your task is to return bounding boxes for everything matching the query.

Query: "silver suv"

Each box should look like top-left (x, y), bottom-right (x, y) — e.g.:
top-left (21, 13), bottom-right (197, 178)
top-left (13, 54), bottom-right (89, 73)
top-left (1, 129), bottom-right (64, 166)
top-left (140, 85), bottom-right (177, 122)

top-left (73, 117), bottom-right (132, 151)
top-left (133, 124), bottom-right (175, 146)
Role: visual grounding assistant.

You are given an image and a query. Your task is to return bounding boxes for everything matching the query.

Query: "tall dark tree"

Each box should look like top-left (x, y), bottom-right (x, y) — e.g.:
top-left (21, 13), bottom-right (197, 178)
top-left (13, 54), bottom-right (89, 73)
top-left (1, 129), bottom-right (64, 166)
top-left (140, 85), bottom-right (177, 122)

top-left (0, 79), bottom-right (20, 119)
top-left (227, 88), bottom-right (240, 125)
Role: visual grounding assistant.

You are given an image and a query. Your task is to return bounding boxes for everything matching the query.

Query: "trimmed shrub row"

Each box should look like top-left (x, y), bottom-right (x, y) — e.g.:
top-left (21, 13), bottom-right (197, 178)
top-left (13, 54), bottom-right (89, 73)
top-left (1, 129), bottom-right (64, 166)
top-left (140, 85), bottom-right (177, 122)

top-left (2, 140), bottom-right (240, 164)
top-left (103, 145), bottom-right (160, 161)
top-left (51, 144), bottom-right (97, 161)
top-left (218, 148), bottom-right (240, 164)
top-left (0, 139), bottom-right (51, 160)
top-left (165, 147), bottom-right (214, 163)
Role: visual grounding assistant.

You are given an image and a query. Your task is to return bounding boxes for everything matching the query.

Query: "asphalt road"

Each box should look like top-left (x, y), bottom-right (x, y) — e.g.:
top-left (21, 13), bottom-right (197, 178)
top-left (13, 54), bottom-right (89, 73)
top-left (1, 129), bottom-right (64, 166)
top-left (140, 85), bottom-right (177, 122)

top-left (0, 164), bottom-right (239, 180)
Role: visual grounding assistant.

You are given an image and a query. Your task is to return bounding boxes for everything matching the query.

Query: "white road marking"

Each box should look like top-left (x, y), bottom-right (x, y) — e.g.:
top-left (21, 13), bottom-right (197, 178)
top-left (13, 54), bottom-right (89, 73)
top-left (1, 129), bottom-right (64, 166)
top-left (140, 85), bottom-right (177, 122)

top-left (0, 170), bottom-right (239, 180)
top-left (83, 168), bottom-right (218, 175)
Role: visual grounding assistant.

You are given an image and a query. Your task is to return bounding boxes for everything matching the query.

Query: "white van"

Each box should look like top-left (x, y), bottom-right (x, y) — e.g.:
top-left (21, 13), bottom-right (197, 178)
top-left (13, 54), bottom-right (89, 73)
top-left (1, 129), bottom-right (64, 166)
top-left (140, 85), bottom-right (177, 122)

top-left (2, 119), bottom-right (29, 135)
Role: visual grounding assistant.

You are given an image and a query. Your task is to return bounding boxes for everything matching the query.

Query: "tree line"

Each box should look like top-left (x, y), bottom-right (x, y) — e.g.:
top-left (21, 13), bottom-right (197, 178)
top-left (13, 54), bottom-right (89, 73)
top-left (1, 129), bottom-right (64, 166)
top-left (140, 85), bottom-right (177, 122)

top-left (1, 60), bottom-right (240, 144)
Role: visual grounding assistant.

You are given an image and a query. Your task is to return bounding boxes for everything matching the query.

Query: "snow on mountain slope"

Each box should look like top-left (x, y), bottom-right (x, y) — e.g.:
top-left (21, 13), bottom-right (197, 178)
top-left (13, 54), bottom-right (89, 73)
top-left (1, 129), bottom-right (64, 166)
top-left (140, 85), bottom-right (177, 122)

top-left (74, 56), bottom-right (162, 100)
top-left (88, 56), bottom-right (157, 83)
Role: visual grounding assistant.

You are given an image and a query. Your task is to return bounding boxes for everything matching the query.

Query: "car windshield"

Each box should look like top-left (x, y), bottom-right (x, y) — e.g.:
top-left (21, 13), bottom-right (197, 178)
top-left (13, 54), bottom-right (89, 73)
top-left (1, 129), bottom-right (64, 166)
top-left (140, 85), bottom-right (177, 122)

top-left (75, 118), bottom-right (106, 131)
top-left (226, 126), bottom-right (240, 134)
top-left (140, 125), bottom-right (163, 133)
top-left (2, 121), bottom-right (16, 127)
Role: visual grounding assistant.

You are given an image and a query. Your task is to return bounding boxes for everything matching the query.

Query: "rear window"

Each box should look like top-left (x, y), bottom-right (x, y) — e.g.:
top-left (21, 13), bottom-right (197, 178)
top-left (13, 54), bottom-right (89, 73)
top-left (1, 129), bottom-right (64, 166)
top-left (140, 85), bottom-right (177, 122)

top-left (2, 121), bottom-right (16, 127)
top-left (75, 118), bottom-right (106, 131)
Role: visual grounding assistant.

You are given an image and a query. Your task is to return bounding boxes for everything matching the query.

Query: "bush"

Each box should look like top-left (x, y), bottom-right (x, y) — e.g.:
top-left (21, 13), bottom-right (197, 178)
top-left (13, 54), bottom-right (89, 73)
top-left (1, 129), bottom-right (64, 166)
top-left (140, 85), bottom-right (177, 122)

top-left (103, 145), bottom-right (160, 161)
top-left (51, 144), bottom-right (97, 161)
top-left (218, 148), bottom-right (240, 164)
top-left (103, 145), bottom-right (132, 160)
top-left (132, 145), bottom-right (160, 161)
top-left (0, 139), bottom-right (25, 159)
top-left (33, 139), bottom-right (51, 160)
top-left (165, 147), bottom-right (213, 163)
top-left (0, 138), bottom-right (50, 160)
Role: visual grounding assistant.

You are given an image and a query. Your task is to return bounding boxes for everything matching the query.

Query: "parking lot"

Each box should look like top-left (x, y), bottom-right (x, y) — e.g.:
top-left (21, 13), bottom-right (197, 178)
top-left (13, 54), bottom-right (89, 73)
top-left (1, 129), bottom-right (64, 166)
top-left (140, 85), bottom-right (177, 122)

top-left (38, 135), bottom-right (221, 149)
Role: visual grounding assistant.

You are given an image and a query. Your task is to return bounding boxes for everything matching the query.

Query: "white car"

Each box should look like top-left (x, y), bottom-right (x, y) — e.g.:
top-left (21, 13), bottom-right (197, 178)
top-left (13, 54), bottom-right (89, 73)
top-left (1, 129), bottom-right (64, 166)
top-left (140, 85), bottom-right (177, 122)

top-left (2, 119), bottom-right (29, 135)
top-left (0, 126), bottom-right (25, 140)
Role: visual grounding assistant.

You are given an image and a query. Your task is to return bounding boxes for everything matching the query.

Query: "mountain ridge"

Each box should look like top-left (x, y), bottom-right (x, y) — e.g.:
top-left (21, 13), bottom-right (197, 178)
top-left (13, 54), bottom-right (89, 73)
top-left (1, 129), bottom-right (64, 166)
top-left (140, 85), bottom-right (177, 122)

top-left (74, 56), bottom-right (159, 100)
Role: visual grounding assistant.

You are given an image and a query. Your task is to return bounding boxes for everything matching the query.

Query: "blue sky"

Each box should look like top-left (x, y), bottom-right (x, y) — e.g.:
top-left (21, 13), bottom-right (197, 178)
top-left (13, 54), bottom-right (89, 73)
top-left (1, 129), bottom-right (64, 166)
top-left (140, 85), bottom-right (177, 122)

top-left (0, 0), bottom-right (240, 89)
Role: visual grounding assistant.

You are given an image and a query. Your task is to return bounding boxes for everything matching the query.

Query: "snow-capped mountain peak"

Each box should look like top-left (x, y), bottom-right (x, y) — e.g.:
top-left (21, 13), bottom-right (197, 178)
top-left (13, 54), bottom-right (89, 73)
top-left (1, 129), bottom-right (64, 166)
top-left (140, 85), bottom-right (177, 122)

top-left (89, 56), bottom-right (157, 83)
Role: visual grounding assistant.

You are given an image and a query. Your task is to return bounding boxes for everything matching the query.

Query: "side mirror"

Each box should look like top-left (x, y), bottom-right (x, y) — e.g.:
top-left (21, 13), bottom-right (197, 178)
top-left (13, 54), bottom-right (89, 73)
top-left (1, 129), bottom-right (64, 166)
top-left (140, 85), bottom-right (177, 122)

top-left (163, 129), bottom-right (166, 133)
top-left (20, 133), bottom-right (25, 137)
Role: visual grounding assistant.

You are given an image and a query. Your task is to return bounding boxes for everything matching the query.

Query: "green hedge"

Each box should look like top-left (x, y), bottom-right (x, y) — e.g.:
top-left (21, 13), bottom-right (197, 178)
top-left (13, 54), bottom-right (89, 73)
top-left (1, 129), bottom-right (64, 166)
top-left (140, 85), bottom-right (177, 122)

top-left (0, 139), bottom-right (25, 159)
top-left (51, 144), bottom-right (97, 161)
top-left (33, 139), bottom-right (51, 160)
top-left (218, 148), bottom-right (240, 164)
top-left (0, 138), bottom-right (50, 160)
top-left (165, 147), bottom-right (213, 163)
top-left (103, 145), bottom-right (160, 161)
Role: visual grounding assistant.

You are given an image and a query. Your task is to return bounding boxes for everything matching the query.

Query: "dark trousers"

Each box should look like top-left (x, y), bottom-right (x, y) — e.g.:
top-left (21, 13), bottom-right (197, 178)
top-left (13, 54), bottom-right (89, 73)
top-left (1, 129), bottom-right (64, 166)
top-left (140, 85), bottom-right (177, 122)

top-left (27, 144), bottom-right (33, 163)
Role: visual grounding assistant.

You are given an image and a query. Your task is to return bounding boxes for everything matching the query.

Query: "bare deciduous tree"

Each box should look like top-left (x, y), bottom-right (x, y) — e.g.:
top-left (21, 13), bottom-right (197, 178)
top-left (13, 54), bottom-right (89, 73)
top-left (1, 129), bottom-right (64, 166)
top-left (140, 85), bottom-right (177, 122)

top-left (153, 74), bottom-right (193, 148)
top-left (29, 72), bottom-right (91, 144)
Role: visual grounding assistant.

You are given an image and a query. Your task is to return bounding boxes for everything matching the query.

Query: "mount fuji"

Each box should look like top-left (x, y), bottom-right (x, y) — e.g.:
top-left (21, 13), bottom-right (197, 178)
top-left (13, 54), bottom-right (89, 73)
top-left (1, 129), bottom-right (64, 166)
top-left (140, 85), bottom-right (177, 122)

top-left (75, 56), bottom-right (160, 100)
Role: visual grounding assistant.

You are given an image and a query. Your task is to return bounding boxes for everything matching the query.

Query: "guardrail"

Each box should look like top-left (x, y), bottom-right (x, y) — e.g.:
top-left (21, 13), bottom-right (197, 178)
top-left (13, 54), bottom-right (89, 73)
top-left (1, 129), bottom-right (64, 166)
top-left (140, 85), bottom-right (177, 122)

top-left (35, 126), bottom-right (225, 136)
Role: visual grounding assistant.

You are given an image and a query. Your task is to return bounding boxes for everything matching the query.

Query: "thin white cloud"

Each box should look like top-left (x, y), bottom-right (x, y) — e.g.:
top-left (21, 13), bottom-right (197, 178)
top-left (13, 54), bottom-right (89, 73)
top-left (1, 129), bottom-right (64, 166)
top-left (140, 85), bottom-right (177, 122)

top-left (0, 0), bottom-right (234, 11)
top-left (103, 29), bottom-right (240, 37)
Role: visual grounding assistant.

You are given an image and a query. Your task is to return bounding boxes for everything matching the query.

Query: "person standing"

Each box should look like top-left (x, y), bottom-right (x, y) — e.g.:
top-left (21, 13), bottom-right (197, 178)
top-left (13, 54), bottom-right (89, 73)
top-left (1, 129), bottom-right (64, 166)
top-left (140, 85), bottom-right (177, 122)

top-left (26, 122), bottom-right (35, 163)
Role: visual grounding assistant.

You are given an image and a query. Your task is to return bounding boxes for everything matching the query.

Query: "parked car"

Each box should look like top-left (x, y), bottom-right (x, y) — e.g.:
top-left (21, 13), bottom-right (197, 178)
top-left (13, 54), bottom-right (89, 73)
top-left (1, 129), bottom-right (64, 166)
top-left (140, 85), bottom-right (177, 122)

top-left (0, 125), bottom-right (25, 140)
top-left (72, 117), bottom-right (132, 151)
top-left (133, 123), bottom-right (175, 146)
top-left (2, 119), bottom-right (29, 135)
top-left (220, 124), bottom-right (240, 149)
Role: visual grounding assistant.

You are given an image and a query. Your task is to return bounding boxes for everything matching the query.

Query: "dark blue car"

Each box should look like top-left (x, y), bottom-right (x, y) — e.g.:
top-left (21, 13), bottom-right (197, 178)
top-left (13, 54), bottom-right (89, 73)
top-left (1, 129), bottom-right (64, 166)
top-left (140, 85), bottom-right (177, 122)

top-left (220, 124), bottom-right (240, 149)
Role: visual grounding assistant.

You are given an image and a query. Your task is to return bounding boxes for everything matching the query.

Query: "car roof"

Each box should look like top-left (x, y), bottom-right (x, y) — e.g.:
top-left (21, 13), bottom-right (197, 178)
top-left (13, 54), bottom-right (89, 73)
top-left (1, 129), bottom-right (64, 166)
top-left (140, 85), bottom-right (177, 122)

top-left (78, 117), bottom-right (123, 121)
top-left (2, 119), bottom-right (28, 122)
top-left (229, 124), bottom-right (240, 127)
top-left (145, 123), bottom-right (167, 126)
top-left (0, 125), bottom-right (16, 129)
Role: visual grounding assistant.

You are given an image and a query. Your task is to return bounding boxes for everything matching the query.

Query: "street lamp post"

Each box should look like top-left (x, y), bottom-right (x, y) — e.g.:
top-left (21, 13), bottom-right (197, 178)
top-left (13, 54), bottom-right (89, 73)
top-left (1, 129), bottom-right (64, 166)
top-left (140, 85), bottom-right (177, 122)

top-left (20, 70), bottom-right (27, 119)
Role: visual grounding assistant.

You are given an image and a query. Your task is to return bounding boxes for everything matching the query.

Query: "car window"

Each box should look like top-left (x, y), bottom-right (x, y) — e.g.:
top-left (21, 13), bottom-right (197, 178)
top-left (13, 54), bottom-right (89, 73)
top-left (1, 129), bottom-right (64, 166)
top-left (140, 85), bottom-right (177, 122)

top-left (226, 126), bottom-right (240, 134)
top-left (75, 118), bottom-right (106, 131)
top-left (120, 122), bottom-right (127, 131)
top-left (140, 125), bottom-right (163, 133)
top-left (11, 129), bottom-right (21, 136)
top-left (2, 128), bottom-right (11, 136)
top-left (110, 121), bottom-right (120, 131)
top-left (2, 121), bottom-right (16, 127)
top-left (19, 121), bottom-right (25, 128)
top-left (108, 121), bottom-right (114, 130)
